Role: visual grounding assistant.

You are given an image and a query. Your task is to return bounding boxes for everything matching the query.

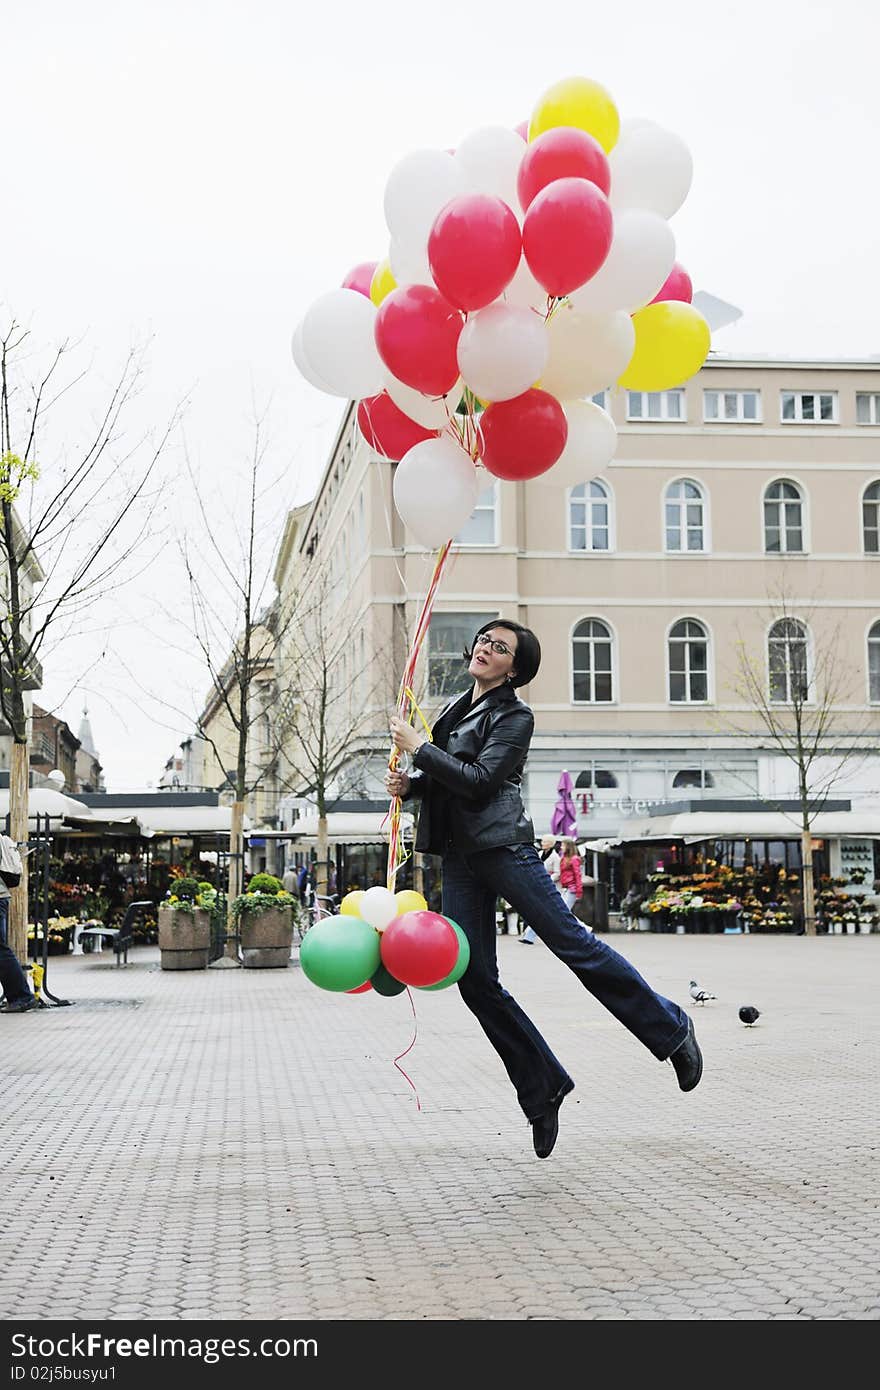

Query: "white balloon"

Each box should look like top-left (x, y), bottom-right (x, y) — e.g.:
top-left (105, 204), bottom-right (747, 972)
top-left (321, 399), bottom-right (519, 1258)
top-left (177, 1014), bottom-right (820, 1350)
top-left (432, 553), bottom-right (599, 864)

top-left (384, 149), bottom-right (465, 245)
top-left (457, 304), bottom-right (549, 403)
top-left (610, 124), bottom-right (693, 219)
top-left (571, 210), bottom-right (675, 315)
top-left (393, 437), bottom-right (480, 548)
top-left (540, 306), bottom-right (635, 400)
top-left (300, 289), bottom-right (384, 400)
top-left (291, 321), bottom-right (336, 395)
top-left (358, 885), bottom-right (398, 933)
top-left (389, 235), bottom-right (435, 288)
top-left (384, 373), bottom-right (462, 430)
top-left (556, 400), bottom-right (618, 473)
top-left (502, 256), bottom-right (548, 312)
top-left (454, 125), bottom-right (524, 212)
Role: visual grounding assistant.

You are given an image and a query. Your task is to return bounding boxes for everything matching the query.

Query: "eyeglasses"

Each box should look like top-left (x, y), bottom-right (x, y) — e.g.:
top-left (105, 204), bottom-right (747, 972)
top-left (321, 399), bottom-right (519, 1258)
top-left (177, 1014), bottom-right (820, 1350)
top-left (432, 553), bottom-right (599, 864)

top-left (474, 633), bottom-right (514, 657)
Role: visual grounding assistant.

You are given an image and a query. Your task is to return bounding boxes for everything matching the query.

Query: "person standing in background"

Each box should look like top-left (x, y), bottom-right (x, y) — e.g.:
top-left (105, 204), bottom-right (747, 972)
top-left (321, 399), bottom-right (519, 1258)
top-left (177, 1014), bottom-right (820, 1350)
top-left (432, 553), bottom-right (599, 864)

top-left (558, 837), bottom-right (583, 911)
top-left (520, 835), bottom-right (560, 944)
top-left (0, 834), bottom-right (35, 1013)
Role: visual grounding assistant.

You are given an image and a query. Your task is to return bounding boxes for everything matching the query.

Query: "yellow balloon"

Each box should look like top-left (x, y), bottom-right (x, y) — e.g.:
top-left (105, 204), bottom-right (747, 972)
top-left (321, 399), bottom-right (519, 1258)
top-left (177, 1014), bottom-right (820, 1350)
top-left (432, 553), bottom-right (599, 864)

top-left (617, 302), bottom-right (711, 393)
top-left (394, 890), bottom-right (427, 915)
top-left (528, 75), bottom-right (620, 154)
top-left (340, 890), bottom-right (366, 917)
top-left (370, 258), bottom-right (397, 307)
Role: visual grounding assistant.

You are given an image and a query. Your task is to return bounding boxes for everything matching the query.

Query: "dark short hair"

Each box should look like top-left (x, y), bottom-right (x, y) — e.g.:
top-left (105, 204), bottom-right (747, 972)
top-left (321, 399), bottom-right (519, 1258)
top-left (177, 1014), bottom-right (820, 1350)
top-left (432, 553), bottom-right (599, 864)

top-left (462, 619), bottom-right (541, 689)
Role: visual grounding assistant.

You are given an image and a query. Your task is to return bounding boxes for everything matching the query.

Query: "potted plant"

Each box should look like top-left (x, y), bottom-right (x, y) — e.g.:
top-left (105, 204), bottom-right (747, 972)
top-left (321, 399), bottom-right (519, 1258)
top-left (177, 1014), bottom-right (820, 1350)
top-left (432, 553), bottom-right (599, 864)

top-left (232, 873), bottom-right (297, 968)
top-left (157, 877), bottom-right (212, 970)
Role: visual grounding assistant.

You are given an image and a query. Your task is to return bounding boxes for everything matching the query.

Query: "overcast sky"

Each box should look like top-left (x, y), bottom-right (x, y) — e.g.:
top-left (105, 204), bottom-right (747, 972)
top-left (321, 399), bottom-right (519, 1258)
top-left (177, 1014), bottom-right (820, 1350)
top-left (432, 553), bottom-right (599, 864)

top-left (5, 0), bottom-right (879, 791)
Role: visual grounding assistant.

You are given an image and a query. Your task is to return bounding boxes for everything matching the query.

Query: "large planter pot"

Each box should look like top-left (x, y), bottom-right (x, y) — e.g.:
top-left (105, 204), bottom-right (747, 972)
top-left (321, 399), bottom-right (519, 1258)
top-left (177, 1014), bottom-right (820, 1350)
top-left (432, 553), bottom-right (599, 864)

top-left (238, 905), bottom-right (294, 968)
top-left (158, 904), bottom-right (210, 970)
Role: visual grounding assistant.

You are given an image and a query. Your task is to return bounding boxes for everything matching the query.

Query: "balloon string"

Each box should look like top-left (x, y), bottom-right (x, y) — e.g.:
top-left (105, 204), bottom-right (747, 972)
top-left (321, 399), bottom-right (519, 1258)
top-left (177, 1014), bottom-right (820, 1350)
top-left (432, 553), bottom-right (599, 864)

top-left (393, 987), bottom-right (422, 1112)
top-left (386, 538), bottom-right (454, 891)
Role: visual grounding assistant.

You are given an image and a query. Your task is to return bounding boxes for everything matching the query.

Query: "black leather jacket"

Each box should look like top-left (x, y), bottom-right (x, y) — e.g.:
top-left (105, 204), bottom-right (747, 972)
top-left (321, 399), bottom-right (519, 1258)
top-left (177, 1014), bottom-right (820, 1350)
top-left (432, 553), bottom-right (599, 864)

top-left (405, 682), bottom-right (535, 856)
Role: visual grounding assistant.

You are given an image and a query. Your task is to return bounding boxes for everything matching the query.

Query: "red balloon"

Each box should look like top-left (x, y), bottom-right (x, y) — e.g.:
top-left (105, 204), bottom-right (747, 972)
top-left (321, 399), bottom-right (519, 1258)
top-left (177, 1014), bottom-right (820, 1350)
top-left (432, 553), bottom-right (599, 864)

top-left (517, 128), bottom-right (611, 212)
top-left (342, 261), bottom-right (379, 298)
top-left (522, 177), bottom-right (613, 297)
top-left (357, 392), bottom-right (439, 460)
top-left (346, 980), bottom-right (373, 994)
top-left (479, 389), bottom-right (568, 481)
top-left (380, 910), bottom-right (459, 988)
top-left (428, 195), bottom-right (522, 312)
top-left (374, 285), bottom-right (464, 396)
top-left (650, 262), bottom-right (693, 305)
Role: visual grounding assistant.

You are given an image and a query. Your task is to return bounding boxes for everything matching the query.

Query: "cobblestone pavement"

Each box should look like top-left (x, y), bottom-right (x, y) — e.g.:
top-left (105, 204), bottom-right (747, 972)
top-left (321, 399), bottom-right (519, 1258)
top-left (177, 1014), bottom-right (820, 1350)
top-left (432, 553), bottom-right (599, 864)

top-left (3, 931), bottom-right (878, 1321)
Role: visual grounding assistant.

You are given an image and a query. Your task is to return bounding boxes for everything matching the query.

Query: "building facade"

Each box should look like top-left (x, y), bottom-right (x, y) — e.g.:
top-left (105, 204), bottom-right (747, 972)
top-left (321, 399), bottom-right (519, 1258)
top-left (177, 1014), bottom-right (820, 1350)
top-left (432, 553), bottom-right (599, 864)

top-left (276, 356), bottom-right (880, 898)
top-left (30, 705), bottom-right (80, 789)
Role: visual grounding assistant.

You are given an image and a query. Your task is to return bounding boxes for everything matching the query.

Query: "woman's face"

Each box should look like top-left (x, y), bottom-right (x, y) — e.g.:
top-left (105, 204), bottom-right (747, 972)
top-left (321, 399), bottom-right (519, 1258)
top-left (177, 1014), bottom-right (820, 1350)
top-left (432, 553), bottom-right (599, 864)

top-left (468, 627), bottom-right (518, 685)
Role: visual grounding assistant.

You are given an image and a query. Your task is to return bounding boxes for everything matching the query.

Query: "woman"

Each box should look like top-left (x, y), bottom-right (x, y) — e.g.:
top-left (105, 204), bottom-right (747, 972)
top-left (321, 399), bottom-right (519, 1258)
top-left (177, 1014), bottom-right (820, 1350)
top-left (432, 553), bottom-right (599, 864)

top-left (386, 620), bottom-right (702, 1159)
top-left (557, 837), bottom-right (583, 911)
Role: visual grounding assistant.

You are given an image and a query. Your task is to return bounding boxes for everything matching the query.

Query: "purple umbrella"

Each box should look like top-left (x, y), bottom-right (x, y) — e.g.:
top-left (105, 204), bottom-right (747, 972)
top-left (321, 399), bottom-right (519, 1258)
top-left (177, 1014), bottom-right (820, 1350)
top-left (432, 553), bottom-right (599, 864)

top-left (550, 769), bottom-right (578, 839)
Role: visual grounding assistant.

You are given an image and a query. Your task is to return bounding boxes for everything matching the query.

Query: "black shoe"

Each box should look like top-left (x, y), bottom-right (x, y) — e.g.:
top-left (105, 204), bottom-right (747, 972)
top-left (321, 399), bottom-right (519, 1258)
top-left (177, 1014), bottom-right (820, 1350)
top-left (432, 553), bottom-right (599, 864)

top-left (530, 1078), bottom-right (575, 1158)
top-left (2, 996), bottom-right (36, 1014)
top-left (669, 1018), bottom-right (703, 1092)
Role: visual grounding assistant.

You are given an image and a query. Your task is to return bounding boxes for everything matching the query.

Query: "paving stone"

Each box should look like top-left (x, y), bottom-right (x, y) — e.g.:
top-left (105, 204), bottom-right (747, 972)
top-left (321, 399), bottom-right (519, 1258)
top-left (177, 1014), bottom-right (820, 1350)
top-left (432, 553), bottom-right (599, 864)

top-left (3, 938), bottom-right (878, 1321)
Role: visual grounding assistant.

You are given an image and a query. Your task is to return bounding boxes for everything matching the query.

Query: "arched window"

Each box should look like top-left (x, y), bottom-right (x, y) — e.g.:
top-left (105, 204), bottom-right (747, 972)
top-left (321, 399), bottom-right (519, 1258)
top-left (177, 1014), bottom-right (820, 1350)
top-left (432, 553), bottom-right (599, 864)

top-left (768, 618), bottom-right (809, 703)
top-left (868, 621), bottom-right (880, 702)
top-left (863, 482), bottom-right (880, 554)
top-left (668, 619), bottom-right (709, 703)
top-left (569, 481), bottom-right (611, 552)
top-left (572, 619), bottom-right (613, 702)
top-left (575, 769), bottom-right (619, 789)
top-left (764, 479), bottom-right (804, 553)
top-left (673, 769), bottom-right (716, 789)
top-left (665, 479), bottom-right (706, 552)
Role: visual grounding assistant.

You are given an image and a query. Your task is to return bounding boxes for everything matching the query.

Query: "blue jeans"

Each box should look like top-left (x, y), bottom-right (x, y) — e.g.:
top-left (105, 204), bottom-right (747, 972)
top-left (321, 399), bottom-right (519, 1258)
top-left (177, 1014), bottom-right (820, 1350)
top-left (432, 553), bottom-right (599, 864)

top-left (442, 844), bottom-right (689, 1122)
top-left (0, 897), bottom-right (33, 1005)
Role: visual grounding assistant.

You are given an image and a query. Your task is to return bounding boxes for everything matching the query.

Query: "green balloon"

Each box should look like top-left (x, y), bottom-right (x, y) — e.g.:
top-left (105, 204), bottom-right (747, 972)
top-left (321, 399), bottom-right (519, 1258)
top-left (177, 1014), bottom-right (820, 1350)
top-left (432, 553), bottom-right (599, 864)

top-left (300, 915), bottom-right (380, 992)
top-left (417, 920), bottom-right (470, 991)
top-left (369, 961), bottom-right (407, 997)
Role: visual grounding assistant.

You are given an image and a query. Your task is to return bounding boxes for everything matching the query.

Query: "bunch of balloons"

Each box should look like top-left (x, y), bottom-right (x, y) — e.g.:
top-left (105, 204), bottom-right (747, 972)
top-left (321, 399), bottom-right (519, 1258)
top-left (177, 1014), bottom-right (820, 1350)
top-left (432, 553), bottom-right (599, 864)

top-left (299, 885), bottom-right (470, 996)
top-left (293, 74), bottom-right (711, 549)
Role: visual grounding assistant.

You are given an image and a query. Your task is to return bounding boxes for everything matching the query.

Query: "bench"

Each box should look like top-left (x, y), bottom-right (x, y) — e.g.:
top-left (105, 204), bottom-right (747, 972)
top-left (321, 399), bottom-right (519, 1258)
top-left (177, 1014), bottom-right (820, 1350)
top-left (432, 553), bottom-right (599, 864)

top-left (75, 901), bottom-right (154, 965)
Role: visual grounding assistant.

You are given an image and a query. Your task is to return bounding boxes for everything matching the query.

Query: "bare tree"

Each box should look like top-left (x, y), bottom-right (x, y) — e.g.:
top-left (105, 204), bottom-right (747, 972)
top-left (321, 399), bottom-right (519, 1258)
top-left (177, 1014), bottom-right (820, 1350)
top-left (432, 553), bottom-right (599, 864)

top-left (273, 566), bottom-right (395, 900)
top-left (726, 587), bottom-right (875, 935)
top-left (0, 318), bottom-right (181, 961)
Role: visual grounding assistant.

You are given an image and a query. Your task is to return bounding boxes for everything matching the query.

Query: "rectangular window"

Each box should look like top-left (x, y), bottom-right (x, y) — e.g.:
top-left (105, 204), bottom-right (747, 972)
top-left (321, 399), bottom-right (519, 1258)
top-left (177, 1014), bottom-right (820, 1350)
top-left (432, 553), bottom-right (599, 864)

top-left (627, 390), bottom-right (686, 421)
top-left (703, 389), bottom-right (761, 422)
top-left (856, 393), bottom-right (880, 425)
top-left (591, 391), bottom-right (608, 410)
top-left (780, 391), bottom-right (838, 424)
top-left (428, 611), bottom-right (496, 697)
top-left (455, 482), bottom-right (498, 546)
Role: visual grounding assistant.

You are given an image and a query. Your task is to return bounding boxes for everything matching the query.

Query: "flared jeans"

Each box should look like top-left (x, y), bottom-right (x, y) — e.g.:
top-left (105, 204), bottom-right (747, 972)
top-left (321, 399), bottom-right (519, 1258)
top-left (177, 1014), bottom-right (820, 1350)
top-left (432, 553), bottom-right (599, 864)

top-left (442, 843), bottom-right (689, 1121)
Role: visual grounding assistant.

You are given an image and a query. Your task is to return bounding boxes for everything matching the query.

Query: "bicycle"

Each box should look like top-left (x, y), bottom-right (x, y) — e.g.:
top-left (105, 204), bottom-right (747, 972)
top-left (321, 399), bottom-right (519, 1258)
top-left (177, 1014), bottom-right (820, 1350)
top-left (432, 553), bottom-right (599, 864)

top-left (297, 893), bottom-right (339, 940)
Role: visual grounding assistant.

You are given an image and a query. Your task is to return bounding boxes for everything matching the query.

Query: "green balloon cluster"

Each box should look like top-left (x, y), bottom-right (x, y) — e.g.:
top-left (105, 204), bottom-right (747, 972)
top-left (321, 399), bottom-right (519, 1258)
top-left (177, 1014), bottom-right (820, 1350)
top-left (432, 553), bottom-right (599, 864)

top-left (299, 915), bottom-right (380, 992)
top-left (300, 912), bottom-right (471, 998)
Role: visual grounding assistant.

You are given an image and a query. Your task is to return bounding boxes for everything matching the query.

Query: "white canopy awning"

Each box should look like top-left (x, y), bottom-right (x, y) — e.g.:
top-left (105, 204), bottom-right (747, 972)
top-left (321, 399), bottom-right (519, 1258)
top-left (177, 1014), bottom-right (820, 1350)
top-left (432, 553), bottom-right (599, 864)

top-left (0, 788), bottom-right (112, 826)
top-left (619, 809), bottom-right (880, 843)
top-left (129, 806), bottom-right (248, 839)
top-left (291, 810), bottom-right (414, 845)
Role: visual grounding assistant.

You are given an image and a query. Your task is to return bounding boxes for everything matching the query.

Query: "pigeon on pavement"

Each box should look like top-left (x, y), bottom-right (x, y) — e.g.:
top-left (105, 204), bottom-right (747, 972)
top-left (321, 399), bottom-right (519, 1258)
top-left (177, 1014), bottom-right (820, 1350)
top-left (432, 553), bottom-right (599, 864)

top-left (739, 1005), bottom-right (761, 1026)
top-left (689, 979), bottom-right (717, 1004)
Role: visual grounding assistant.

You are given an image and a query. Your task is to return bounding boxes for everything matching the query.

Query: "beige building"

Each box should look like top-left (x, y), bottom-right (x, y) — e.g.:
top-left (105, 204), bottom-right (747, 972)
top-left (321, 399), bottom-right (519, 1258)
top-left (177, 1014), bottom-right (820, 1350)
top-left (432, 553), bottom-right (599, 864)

top-left (277, 355), bottom-right (880, 894)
